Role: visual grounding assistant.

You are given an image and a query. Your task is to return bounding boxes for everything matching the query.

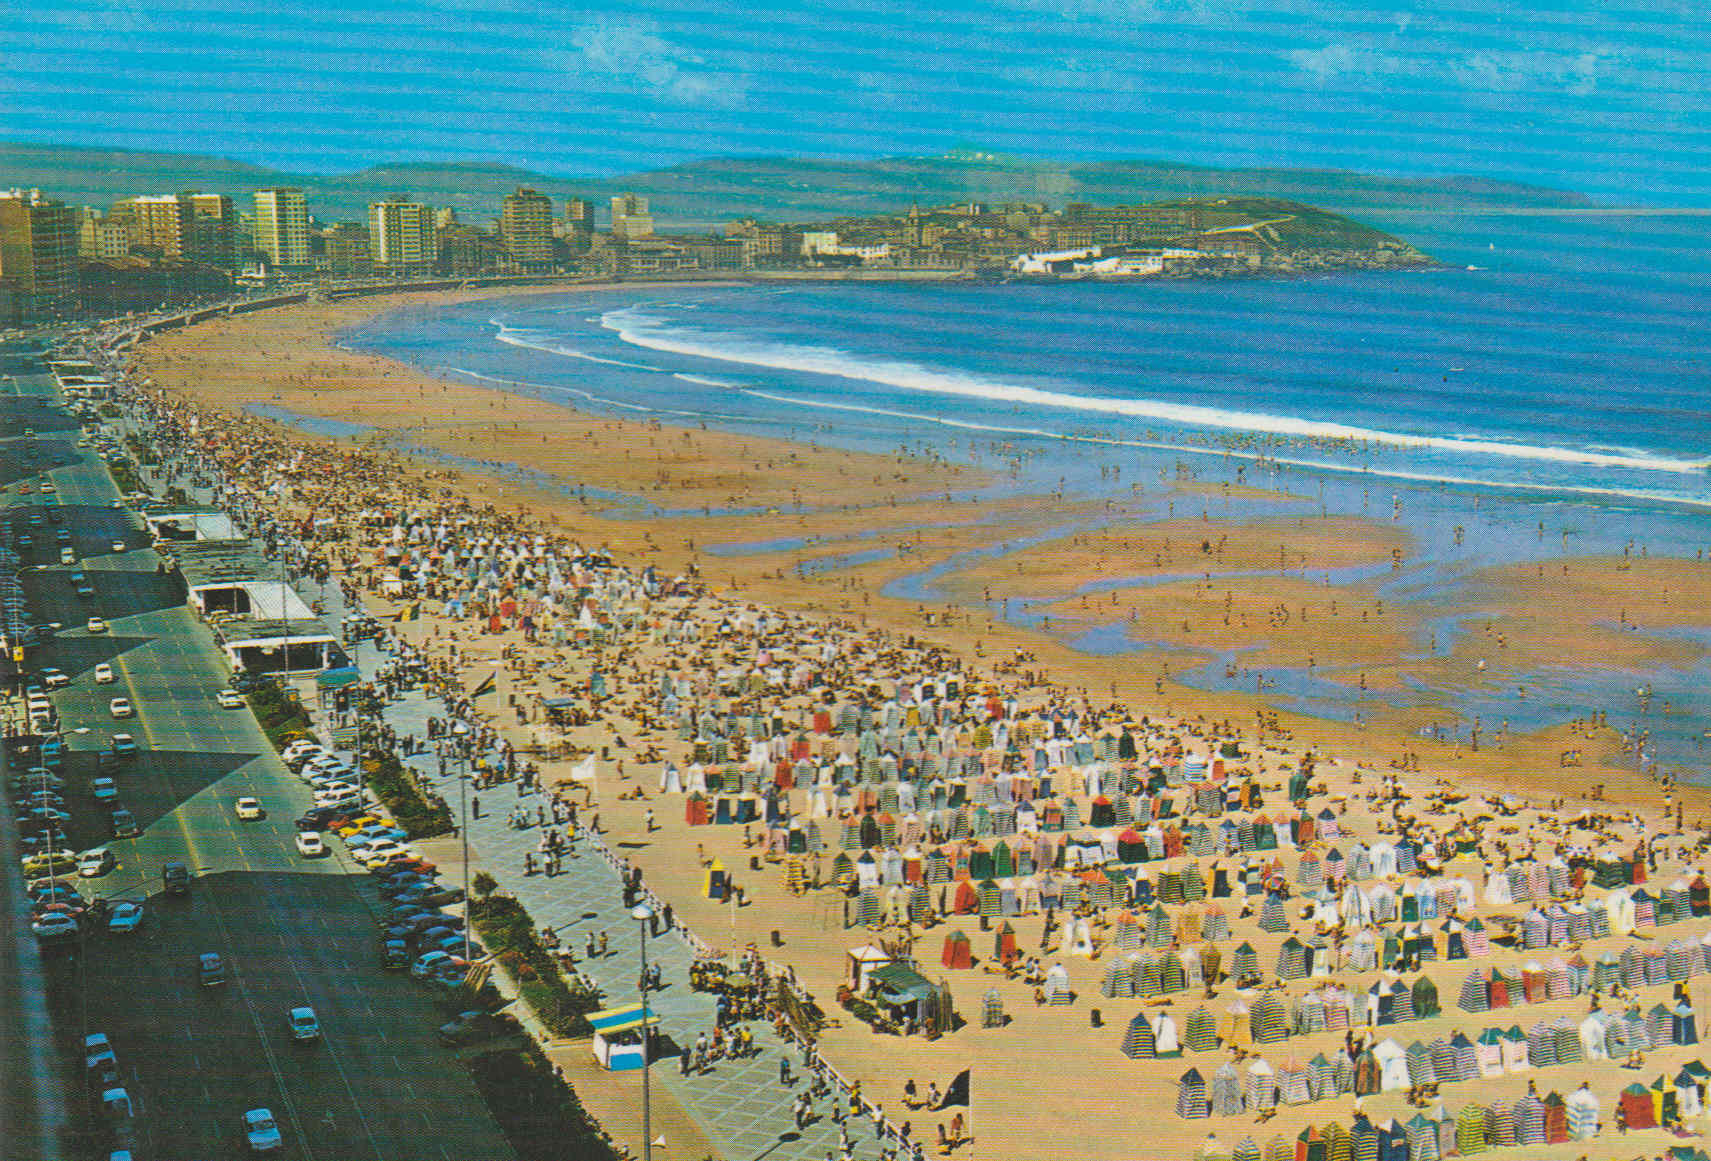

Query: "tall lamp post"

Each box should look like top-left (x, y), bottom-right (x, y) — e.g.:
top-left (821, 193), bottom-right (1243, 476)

top-left (631, 902), bottom-right (654, 1161)
top-left (452, 719), bottom-right (472, 965)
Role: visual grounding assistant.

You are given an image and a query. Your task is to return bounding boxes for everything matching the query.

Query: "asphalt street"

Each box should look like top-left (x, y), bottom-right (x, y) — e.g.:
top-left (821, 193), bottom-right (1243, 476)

top-left (2, 351), bottom-right (516, 1160)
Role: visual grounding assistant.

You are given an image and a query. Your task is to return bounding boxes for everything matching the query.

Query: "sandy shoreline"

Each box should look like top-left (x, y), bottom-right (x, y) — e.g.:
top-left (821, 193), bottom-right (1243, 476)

top-left (135, 284), bottom-right (1711, 818)
top-left (125, 282), bottom-right (1711, 1161)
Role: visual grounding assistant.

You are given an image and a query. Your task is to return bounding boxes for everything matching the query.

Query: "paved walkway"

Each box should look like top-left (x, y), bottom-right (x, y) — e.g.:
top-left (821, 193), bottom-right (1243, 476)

top-left (385, 688), bottom-right (896, 1161)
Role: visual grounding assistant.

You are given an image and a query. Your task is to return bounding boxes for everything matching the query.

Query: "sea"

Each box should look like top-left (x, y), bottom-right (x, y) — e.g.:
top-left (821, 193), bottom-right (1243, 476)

top-left (338, 212), bottom-right (1711, 780)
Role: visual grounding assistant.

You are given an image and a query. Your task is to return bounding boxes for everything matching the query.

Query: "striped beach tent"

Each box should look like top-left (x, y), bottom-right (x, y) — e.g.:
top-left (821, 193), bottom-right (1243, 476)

top-left (1454, 1104), bottom-right (1486, 1155)
top-left (1176, 1068), bottom-right (1209, 1118)
top-left (1244, 1058), bottom-right (1277, 1111)
top-left (1122, 1012), bottom-right (1157, 1059)
top-left (1184, 1006), bottom-right (1218, 1052)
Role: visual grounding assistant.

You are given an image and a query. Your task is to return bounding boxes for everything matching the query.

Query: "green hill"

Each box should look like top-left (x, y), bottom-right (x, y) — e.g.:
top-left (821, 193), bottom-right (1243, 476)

top-left (0, 140), bottom-right (1591, 226)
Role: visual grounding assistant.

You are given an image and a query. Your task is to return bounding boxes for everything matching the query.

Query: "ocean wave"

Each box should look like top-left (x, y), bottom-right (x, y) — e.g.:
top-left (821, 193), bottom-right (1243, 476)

top-left (447, 366), bottom-right (741, 423)
top-left (603, 306), bottom-right (1711, 476)
top-left (740, 388), bottom-right (1711, 511)
top-left (493, 322), bottom-right (664, 372)
top-left (673, 372), bottom-right (741, 388)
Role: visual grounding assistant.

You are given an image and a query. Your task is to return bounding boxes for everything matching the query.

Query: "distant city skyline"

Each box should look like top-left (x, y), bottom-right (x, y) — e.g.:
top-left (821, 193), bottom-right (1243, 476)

top-left (4, 1), bottom-right (1708, 204)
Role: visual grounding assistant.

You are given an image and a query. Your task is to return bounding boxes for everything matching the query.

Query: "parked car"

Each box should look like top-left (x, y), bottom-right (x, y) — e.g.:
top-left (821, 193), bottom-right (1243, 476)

top-left (295, 830), bottom-right (325, 857)
top-left (90, 777), bottom-right (118, 802)
top-left (86, 617), bottom-right (107, 634)
top-left (94, 662), bottom-right (115, 684)
top-left (217, 689), bottom-right (244, 709)
top-left (409, 950), bottom-right (464, 980)
top-left (234, 797), bottom-right (265, 821)
top-left (381, 939), bottom-right (411, 970)
top-left (32, 911), bottom-right (80, 939)
top-left (76, 848), bottom-right (115, 878)
top-left (40, 667), bottom-right (69, 688)
top-left (108, 808), bottom-right (139, 838)
top-left (108, 698), bottom-right (132, 719)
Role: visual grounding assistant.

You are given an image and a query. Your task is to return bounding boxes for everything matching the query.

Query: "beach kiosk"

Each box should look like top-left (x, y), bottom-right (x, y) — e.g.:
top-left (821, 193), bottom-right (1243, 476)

top-left (848, 944), bottom-right (895, 990)
top-left (589, 1003), bottom-right (661, 1071)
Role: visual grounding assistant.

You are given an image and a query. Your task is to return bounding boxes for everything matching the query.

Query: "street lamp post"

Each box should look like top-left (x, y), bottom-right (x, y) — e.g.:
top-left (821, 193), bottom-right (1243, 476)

top-left (631, 902), bottom-right (654, 1161)
top-left (453, 720), bottom-right (471, 965)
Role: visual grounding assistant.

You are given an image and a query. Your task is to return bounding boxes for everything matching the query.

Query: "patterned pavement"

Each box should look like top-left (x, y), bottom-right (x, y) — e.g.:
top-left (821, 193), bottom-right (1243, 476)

top-left (335, 653), bottom-right (902, 1161)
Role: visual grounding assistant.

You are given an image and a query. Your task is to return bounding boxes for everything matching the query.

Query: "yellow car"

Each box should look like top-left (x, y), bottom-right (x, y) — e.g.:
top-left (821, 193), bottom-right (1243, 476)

top-left (334, 815), bottom-right (385, 838)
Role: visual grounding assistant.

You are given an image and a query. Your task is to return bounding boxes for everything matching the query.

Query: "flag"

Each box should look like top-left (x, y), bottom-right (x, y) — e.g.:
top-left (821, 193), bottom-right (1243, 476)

top-left (935, 1069), bottom-right (970, 1109)
top-left (468, 672), bottom-right (496, 698)
top-left (393, 602), bottom-right (419, 623)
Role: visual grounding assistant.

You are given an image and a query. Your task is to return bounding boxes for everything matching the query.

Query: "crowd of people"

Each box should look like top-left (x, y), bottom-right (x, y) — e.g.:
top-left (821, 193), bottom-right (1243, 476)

top-left (75, 329), bottom-right (1711, 1160)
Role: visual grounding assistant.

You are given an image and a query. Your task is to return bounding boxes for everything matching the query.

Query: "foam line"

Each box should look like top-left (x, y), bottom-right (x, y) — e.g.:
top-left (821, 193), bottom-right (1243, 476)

top-left (602, 307), bottom-right (1711, 475)
top-left (740, 389), bottom-right (1711, 511)
top-left (494, 323), bottom-right (664, 372)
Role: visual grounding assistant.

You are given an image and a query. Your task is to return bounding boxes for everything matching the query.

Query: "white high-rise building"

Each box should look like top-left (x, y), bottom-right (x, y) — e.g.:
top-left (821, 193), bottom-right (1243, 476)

top-left (368, 198), bottom-right (436, 272)
top-left (610, 193), bottom-right (654, 241)
top-left (253, 188), bottom-right (310, 267)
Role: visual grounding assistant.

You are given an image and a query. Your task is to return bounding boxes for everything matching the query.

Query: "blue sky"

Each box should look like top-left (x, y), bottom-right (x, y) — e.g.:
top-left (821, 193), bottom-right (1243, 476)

top-left (4, 0), bottom-right (1708, 203)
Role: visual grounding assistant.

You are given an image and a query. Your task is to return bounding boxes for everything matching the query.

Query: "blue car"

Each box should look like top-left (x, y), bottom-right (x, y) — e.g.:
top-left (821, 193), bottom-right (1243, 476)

top-left (348, 823), bottom-right (407, 846)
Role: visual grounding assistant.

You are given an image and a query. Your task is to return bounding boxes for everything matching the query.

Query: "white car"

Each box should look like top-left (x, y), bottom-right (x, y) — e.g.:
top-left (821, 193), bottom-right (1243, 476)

top-left (108, 697), bottom-right (133, 719)
top-left (87, 617), bottom-right (107, 634)
top-left (94, 662), bottom-right (116, 684)
top-left (234, 797), bottom-right (265, 821)
top-left (242, 1108), bottom-right (283, 1153)
top-left (77, 848), bottom-right (115, 877)
top-left (287, 1006), bottom-right (321, 1041)
top-left (107, 901), bottom-right (144, 934)
top-left (41, 667), bottom-right (69, 688)
top-left (358, 844), bottom-right (418, 870)
top-left (217, 689), bottom-right (244, 709)
top-left (110, 539), bottom-right (126, 554)
top-left (282, 740), bottom-right (325, 763)
top-left (31, 912), bottom-right (78, 939)
top-left (294, 831), bottom-right (326, 858)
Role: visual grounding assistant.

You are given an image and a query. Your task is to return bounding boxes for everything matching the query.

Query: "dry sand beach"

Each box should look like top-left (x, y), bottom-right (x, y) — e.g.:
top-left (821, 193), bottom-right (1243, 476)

top-left (132, 286), bottom-right (1711, 1160)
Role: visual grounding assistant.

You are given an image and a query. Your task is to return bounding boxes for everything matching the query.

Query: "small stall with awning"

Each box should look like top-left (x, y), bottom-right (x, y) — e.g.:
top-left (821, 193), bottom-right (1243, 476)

top-left (866, 963), bottom-right (937, 1026)
top-left (589, 1003), bottom-right (662, 1071)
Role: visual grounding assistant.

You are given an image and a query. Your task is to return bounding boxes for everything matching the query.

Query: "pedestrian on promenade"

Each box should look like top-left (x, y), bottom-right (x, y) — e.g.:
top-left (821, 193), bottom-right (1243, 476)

top-left (472, 794), bottom-right (481, 818)
top-left (779, 1055), bottom-right (792, 1086)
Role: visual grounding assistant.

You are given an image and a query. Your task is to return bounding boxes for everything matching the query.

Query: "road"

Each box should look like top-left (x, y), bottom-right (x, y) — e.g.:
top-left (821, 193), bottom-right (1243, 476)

top-left (1, 349), bottom-right (516, 1160)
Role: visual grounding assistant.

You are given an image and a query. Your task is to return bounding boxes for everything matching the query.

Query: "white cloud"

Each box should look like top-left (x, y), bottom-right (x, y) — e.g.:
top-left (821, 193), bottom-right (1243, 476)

top-left (1287, 41), bottom-right (1604, 96)
top-left (567, 18), bottom-right (747, 108)
top-left (1286, 43), bottom-right (1405, 83)
top-left (1455, 50), bottom-right (1604, 96)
